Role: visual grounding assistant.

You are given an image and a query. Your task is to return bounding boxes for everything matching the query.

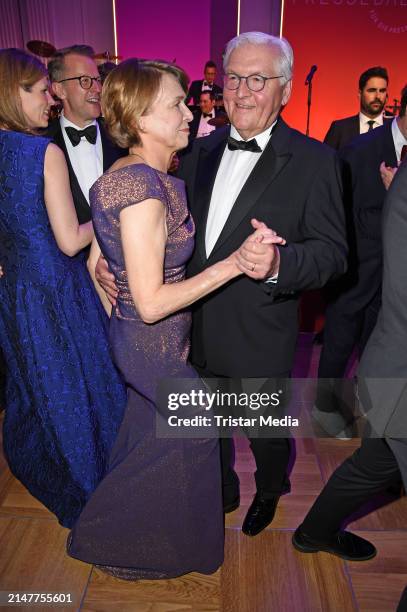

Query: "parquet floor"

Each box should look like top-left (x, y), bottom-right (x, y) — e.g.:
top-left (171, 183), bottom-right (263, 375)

top-left (0, 335), bottom-right (406, 611)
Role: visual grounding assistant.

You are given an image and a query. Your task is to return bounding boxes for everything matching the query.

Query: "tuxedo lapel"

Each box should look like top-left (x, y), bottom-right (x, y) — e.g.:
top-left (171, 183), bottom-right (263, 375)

top-left (54, 124), bottom-right (88, 206)
top-left (193, 131), bottom-right (228, 263)
top-left (99, 119), bottom-right (121, 171)
top-left (209, 119), bottom-right (292, 258)
top-left (382, 123), bottom-right (397, 167)
top-left (350, 115), bottom-right (360, 139)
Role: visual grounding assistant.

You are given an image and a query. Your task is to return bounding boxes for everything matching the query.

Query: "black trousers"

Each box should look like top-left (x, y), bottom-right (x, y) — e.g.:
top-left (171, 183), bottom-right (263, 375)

top-left (301, 438), bottom-right (401, 539)
top-left (318, 287), bottom-right (381, 379)
top-left (194, 364), bottom-right (291, 502)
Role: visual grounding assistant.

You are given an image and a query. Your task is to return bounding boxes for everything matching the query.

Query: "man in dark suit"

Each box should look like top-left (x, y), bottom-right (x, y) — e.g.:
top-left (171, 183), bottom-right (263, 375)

top-left (316, 87), bottom-right (407, 422)
top-left (188, 91), bottom-right (228, 140)
top-left (185, 60), bottom-right (223, 106)
top-left (47, 45), bottom-right (125, 224)
top-left (293, 160), bottom-right (407, 562)
top-left (178, 31), bottom-right (347, 536)
top-left (324, 66), bottom-right (390, 150)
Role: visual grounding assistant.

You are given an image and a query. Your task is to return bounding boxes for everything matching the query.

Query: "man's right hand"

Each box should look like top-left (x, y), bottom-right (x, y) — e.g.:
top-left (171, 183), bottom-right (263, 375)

top-left (95, 255), bottom-right (118, 306)
top-left (380, 161), bottom-right (397, 191)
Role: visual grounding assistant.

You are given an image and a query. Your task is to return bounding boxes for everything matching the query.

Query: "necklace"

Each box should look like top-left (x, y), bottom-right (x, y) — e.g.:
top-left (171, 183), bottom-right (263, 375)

top-left (128, 151), bottom-right (148, 164)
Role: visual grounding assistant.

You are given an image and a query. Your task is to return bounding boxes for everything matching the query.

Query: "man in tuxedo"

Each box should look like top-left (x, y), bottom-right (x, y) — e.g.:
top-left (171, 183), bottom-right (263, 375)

top-left (293, 160), bottom-right (407, 562)
top-left (47, 45), bottom-right (125, 224)
top-left (186, 60), bottom-right (223, 106)
top-left (178, 31), bottom-right (347, 536)
top-left (316, 87), bottom-right (407, 421)
top-left (188, 91), bottom-right (228, 140)
top-left (324, 66), bottom-right (390, 150)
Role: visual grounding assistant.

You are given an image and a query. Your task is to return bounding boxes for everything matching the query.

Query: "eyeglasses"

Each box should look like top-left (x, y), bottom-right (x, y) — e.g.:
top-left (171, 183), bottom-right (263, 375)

top-left (57, 75), bottom-right (102, 90)
top-left (224, 73), bottom-right (283, 92)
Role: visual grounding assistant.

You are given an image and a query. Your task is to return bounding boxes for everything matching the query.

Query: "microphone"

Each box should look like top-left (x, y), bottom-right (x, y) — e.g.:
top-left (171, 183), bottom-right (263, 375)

top-left (305, 65), bottom-right (317, 85)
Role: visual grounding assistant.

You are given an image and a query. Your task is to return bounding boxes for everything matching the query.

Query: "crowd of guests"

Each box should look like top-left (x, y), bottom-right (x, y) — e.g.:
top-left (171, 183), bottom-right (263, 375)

top-left (0, 31), bottom-right (406, 602)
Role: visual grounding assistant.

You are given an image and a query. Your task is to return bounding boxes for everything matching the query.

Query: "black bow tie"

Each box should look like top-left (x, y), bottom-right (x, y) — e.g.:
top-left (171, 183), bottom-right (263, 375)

top-left (227, 136), bottom-right (262, 153)
top-left (203, 112), bottom-right (213, 118)
top-left (65, 125), bottom-right (97, 146)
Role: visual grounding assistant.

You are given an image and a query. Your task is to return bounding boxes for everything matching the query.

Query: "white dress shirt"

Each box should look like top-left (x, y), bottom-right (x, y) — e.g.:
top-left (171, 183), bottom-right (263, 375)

top-left (205, 122), bottom-right (276, 257)
top-left (196, 110), bottom-right (216, 139)
top-left (359, 112), bottom-right (384, 134)
top-left (60, 113), bottom-right (103, 204)
top-left (391, 117), bottom-right (407, 163)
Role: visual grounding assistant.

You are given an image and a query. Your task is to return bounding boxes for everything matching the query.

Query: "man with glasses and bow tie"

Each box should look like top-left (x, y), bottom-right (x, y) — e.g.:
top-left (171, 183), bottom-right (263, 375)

top-left (177, 31), bottom-right (347, 536)
top-left (47, 46), bottom-right (125, 225)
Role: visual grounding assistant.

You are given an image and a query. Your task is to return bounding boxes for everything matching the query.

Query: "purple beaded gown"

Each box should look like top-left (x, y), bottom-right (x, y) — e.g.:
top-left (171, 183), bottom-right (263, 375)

top-left (67, 164), bottom-right (224, 579)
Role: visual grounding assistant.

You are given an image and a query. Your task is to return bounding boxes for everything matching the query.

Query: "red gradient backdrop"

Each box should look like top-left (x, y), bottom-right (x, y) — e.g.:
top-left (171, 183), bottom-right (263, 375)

top-left (282, 0), bottom-right (407, 141)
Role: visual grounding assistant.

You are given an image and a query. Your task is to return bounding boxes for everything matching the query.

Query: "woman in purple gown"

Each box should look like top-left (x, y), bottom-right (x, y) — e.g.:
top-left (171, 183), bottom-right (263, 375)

top-left (67, 59), bottom-right (284, 579)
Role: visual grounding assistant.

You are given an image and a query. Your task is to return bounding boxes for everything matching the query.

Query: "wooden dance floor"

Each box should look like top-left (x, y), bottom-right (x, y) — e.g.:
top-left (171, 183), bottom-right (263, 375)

top-left (1, 335), bottom-right (406, 611)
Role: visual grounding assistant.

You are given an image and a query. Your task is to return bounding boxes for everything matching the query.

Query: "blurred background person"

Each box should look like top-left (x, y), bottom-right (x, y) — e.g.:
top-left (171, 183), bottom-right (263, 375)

top-left (189, 90), bottom-right (228, 140)
top-left (185, 59), bottom-right (222, 106)
top-left (324, 66), bottom-right (390, 150)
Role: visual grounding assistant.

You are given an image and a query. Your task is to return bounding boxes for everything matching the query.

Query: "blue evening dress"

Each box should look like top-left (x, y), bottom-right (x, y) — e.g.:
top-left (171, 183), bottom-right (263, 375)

top-left (0, 130), bottom-right (127, 527)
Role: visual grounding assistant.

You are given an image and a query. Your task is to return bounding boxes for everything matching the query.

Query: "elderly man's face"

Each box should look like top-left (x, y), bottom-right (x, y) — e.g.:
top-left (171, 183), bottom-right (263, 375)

top-left (223, 43), bottom-right (291, 140)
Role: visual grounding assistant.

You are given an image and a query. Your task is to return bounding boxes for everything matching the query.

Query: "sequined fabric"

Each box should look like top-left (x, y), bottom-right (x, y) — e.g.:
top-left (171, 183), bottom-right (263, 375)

top-left (68, 164), bottom-right (224, 578)
top-left (0, 130), bottom-right (127, 527)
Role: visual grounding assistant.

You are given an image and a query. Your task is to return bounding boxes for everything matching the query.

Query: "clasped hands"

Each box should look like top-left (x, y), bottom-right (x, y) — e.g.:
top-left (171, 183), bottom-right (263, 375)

top-left (234, 218), bottom-right (286, 280)
top-left (95, 218), bottom-right (286, 306)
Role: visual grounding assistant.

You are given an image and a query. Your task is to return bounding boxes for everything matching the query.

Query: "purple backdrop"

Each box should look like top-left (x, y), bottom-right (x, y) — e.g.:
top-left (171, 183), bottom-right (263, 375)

top-left (116, 0), bottom-right (212, 84)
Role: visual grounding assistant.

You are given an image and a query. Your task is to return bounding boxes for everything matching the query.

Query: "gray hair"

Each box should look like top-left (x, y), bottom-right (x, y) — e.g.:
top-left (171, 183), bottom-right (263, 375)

top-left (223, 32), bottom-right (293, 85)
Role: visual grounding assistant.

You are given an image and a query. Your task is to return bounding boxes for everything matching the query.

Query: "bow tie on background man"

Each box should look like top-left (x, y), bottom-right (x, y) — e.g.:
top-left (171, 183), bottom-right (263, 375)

top-left (65, 125), bottom-right (97, 147)
top-left (203, 112), bottom-right (213, 118)
top-left (227, 135), bottom-right (262, 153)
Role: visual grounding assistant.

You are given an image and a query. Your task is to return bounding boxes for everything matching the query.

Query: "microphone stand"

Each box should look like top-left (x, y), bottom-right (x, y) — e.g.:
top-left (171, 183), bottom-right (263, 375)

top-left (306, 79), bottom-right (313, 137)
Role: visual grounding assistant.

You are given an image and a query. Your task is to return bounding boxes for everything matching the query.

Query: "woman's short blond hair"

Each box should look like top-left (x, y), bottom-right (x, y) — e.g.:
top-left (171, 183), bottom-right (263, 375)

top-left (102, 59), bottom-right (189, 148)
top-left (0, 48), bottom-right (47, 133)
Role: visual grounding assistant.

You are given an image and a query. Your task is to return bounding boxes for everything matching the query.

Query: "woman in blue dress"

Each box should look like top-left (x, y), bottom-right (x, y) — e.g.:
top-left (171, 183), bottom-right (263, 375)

top-left (0, 49), bottom-right (126, 528)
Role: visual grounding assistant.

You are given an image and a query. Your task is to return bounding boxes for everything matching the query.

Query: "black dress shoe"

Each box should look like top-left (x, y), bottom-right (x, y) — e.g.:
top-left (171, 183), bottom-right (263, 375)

top-left (242, 493), bottom-right (279, 536)
top-left (223, 496), bottom-right (240, 513)
top-left (292, 526), bottom-right (377, 561)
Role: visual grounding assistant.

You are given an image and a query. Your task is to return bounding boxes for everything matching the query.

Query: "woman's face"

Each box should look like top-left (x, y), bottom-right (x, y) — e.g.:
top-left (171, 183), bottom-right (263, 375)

top-left (142, 73), bottom-right (192, 151)
top-left (19, 76), bottom-right (54, 129)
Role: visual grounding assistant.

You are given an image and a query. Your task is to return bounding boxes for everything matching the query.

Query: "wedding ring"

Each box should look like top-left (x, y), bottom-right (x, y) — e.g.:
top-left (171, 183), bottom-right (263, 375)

top-left (252, 263), bottom-right (256, 272)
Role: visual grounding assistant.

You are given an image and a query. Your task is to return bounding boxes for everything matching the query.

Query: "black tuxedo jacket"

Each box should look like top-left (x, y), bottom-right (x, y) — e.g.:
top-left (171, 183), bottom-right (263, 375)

top-left (188, 109), bottom-right (227, 140)
top-left (324, 114), bottom-right (392, 150)
top-left (186, 80), bottom-right (223, 106)
top-left (339, 121), bottom-right (397, 282)
top-left (178, 119), bottom-right (347, 376)
top-left (47, 118), bottom-right (126, 224)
